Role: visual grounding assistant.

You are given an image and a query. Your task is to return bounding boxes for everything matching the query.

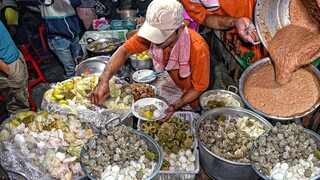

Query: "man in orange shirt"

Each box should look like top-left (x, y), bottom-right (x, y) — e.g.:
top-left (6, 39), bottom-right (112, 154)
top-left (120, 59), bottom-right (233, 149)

top-left (181, 0), bottom-right (268, 63)
top-left (88, 0), bottom-right (210, 121)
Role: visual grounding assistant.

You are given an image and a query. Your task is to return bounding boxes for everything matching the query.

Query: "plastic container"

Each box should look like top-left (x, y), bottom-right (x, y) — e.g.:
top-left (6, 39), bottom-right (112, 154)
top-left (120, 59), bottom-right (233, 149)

top-left (137, 111), bottom-right (200, 180)
top-left (79, 30), bottom-right (128, 57)
top-left (110, 20), bottom-right (127, 30)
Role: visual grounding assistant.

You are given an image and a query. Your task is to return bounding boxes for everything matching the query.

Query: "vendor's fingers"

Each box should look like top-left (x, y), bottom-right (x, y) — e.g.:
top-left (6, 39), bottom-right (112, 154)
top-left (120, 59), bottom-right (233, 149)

top-left (238, 30), bottom-right (253, 43)
top-left (247, 28), bottom-right (260, 44)
top-left (89, 88), bottom-right (99, 105)
top-left (159, 114), bottom-right (171, 123)
top-left (159, 109), bottom-right (174, 122)
top-left (97, 93), bottom-right (109, 106)
top-left (87, 92), bottom-right (92, 100)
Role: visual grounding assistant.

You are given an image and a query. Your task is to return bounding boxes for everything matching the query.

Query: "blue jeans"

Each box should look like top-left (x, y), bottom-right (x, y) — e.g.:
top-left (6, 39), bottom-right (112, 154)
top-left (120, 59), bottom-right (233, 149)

top-left (48, 36), bottom-right (81, 78)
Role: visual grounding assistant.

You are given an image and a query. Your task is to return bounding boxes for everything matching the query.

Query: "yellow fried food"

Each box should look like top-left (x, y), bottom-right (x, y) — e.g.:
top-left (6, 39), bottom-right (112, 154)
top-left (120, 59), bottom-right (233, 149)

top-left (145, 110), bottom-right (153, 119)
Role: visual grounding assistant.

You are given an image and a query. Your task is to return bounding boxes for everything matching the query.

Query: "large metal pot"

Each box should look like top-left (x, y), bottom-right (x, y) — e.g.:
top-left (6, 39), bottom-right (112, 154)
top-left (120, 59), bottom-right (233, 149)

top-left (86, 38), bottom-right (122, 57)
top-left (196, 107), bottom-right (273, 180)
top-left (254, 0), bottom-right (290, 49)
top-left (251, 127), bottom-right (320, 180)
top-left (239, 57), bottom-right (320, 120)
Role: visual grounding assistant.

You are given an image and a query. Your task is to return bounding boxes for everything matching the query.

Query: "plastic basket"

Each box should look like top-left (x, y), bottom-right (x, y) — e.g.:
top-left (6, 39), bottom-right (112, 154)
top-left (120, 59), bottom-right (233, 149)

top-left (137, 111), bottom-right (200, 180)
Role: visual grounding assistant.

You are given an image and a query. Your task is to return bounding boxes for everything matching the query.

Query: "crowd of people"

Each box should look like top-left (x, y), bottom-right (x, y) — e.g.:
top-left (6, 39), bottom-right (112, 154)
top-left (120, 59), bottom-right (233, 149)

top-left (0, 0), bottom-right (267, 120)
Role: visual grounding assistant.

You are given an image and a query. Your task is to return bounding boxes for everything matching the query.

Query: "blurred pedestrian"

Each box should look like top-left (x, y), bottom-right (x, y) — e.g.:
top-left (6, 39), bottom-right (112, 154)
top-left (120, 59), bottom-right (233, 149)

top-left (32, 0), bottom-right (81, 79)
top-left (0, 20), bottom-right (30, 114)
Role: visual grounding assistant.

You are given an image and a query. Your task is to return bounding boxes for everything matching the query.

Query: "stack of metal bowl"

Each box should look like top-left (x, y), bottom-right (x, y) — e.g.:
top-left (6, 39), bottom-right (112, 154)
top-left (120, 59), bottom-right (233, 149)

top-left (196, 107), bottom-right (273, 180)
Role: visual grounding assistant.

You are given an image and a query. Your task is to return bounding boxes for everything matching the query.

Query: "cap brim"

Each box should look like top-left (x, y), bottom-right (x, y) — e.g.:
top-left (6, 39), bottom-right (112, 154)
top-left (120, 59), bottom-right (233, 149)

top-left (137, 21), bottom-right (175, 44)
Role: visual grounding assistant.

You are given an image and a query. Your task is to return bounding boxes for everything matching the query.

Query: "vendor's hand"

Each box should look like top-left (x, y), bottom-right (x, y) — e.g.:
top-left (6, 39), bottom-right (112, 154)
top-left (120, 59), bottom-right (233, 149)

top-left (159, 104), bottom-right (175, 123)
top-left (235, 17), bottom-right (259, 44)
top-left (87, 81), bottom-right (110, 106)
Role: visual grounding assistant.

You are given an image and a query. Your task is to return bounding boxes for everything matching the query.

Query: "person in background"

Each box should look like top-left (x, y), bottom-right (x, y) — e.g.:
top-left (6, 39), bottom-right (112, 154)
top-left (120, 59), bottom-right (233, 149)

top-left (130, 0), bottom-right (152, 17)
top-left (31, 0), bottom-right (81, 79)
top-left (181, 0), bottom-right (267, 62)
top-left (0, 0), bottom-right (29, 45)
top-left (88, 0), bottom-right (210, 122)
top-left (0, 20), bottom-right (30, 114)
top-left (183, 7), bottom-right (199, 32)
top-left (77, 0), bottom-right (97, 30)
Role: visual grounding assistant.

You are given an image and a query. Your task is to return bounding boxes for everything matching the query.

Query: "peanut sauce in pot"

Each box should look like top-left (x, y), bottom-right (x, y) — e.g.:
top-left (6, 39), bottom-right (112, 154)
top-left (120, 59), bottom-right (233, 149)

top-left (244, 63), bottom-right (320, 117)
top-left (243, 0), bottom-right (320, 117)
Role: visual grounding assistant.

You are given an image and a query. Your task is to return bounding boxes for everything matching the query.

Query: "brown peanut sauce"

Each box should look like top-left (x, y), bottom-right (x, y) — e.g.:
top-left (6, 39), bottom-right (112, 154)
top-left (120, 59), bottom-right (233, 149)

top-left (244, 63), bottom-right (320, 117)
top-left (268, 0), bottom-right (320, 85)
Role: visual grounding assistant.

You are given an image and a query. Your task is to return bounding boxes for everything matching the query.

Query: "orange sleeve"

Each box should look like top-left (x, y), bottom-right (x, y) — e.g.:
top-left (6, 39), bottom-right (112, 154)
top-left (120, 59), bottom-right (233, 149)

top-left (189, 31), bottom-right (210, 92)
top-left (181, 0), bottom-right (224, 24)
top-left (124, 32), bottom-right (150, 54)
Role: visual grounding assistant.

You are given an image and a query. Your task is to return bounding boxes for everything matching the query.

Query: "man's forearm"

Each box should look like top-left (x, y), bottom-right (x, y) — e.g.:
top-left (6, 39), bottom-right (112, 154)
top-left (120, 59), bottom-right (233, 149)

top-left (202, 14), bottom-right (238, 30)
top-left (173, 88), bottom-right (203, 110)
top-left (99, 45), bottom-right (131, 83)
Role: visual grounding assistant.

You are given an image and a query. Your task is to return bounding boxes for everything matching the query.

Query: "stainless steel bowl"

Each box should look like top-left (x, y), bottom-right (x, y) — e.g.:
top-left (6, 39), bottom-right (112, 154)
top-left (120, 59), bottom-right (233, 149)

top-left (119, 10), bottom-right (137, 26)
top-left (75, 56), bottom-right (110, 76)
top-left (199, 89), bottom-right (244, 110)
top-left (239, 57), bottom-right (320, 120)
top-left (196, 107), bottom-right (273, 180)
top-left (75, 56), bottom-right (130, 80)
top-left (80, 129), bottom-right (163, 180)
top-left (86, 38), bottom-right (122, 57)
top-left (254, 0), bottom-right (291, 49)
top-left (130, 56), bottom-right (153, 70)
top-left (251, 127), bottom-right (320, 180)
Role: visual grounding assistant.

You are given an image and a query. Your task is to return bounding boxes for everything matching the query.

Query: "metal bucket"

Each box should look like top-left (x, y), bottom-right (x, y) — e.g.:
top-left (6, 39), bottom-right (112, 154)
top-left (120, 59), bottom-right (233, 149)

top-left (239, 57), bottom-right (320, 120)
top-left (119, 10), bottom-right (137, 26)
top-left (254, 0), bottom-right (291, 49)
top-left (196, 107), bottom-right (273, 180)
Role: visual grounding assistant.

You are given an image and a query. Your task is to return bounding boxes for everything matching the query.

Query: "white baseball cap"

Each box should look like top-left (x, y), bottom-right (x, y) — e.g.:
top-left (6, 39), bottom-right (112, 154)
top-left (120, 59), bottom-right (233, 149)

top-left (137, 0), bottom-right (184, 44)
